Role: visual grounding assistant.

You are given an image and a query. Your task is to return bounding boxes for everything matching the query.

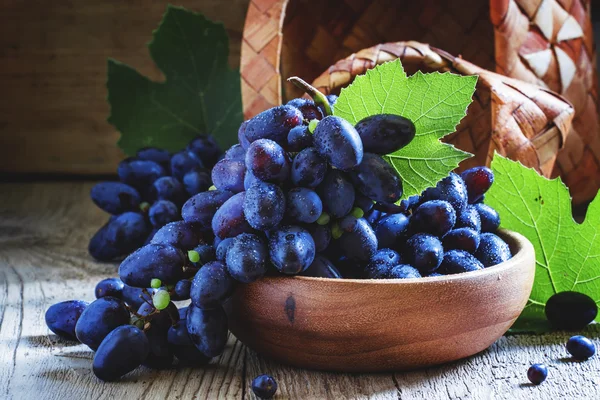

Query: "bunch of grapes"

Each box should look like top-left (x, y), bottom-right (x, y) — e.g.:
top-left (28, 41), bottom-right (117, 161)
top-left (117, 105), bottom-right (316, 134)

top-left (45, 84), bottom-right (511, 384)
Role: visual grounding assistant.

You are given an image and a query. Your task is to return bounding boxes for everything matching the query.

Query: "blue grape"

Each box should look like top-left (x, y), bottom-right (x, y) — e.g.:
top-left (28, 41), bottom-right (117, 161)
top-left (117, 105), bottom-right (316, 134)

top-left (191, 261), bottom-right (235, 307)
top-left (45, 300), bottom-right (88, 341)
top-left (212, 192), bottom-right (254, 239)
top-left (317, 169), bottom-right (355, 218)
top-left (186, 305), bottom-right (228, 358)
top-left (286, 188), bottom-right (322, 223)
top-left (337, 216), bottom-right (378, 262)
top-left (475, 233), bottom-right (511, 267)
top-left (167, 319), bottom-right (211, 366)
top-left (243, 169), bottom-right (262, 190)
top-left (287, 125), bottom-right (313, 151)
top-left (149, 200), bottom-right (179, 228)
top-left (244, 105), bottom-right (303, 145)
top-left (118, 158), bottom-right (167, 192)
top-left (190, 243), bottom-right (216, 267)
top-left (566, 335), bottom-right (596, 360)
top-left (119, 243), bottom-right (185, 287)
top-left (527, 364), bottom-right (548, 385)
top-left (404, 234), bottom-right (444, 274)
top-left (398, 195), bottom-right (420, 213)
top-left (301, 255), bottom-right (342, 278)
top-left (187, 135), bottom-right (222, 168)
top-left (173, 279), bottom-right (192, 301)
top-left (215, 237), bottom-right (235, 261)
top-left (326, 94), bottom-right (338, 106)
top-left (92, 325), bottom-right (150, 381)
top-left (354, 193), bottom-right (374, 214)
top-left (313, 116), bottom-right (363, 170)
top-left (375, 213), bottom-right (409, 249)
top-left (151, 221), bottom-right (203, 250)
top-left (243, 182), bottom-right (285, 230)
top-left (461, 166), bottom-right (494, 204)
top-left (269, 225), bottom-right (316, 274)
top-left (306, 224), bottom-right (331, 252)
top-left (354, 114), bottom-right (415, 154)
top-left (153, 176), bottom-right (186, 206)
top-left (137, 147), bottom-right (171, 170)
top-left (245, 139), bottom-right (290, 183)
top-left (365, 208), bottom-right (385, 225)
top-left (226, 234), bottom-right (268, 283)
top-left (291, 147), bottom-right (327, 188)
top-left (545, 291), bottom-right (598, 331)
top-left (421, 172), bottom-right (468, 212)
top-left (455, 205), bottom-right (481, 232)
top-left (286, 98), bottom-right (323, 121)
top-left (389, 265), bottom-right (421, 279)
top-left (75, 297), bottom-right (130, 350)
top-left (182, 190), bottom-right (234, 228)
top-left (365, 248), bottom-right (402, 278)
top-left (438, 250), bottom-right (483, 275)
top-left (473, 203), bottom-right (500, 232)
top-left (211, 158), bottom-right (246, 193)
top-left (224, 144), bottom-right (247, 161)
top-left (90, 182), bottom-right (141, 215)
top-left (411, 200), bottom-right (456, 237)
top-left (121, 285), bottom-right (155, 309)
top-left (183, 168), bottom-right (212, 196)
top-left (170, 150), bottom-right (204, 180)
top-left (137, 302), bottom-right (176, 369)
top-left (442, 228), bottom-right (480, 254)
top-left (95, 278), bottom-right (124, 299)
top-left (88, 212), bottom-right (150, 261)
top-left (252, 374), bottom-right (278, 399)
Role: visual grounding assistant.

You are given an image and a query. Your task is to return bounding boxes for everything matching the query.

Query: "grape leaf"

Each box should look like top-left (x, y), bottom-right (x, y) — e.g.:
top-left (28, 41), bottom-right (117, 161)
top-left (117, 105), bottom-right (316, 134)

top-left (107, 5), bottom-right (242, 155)
top-left (333, 60), bottom-right (476, 199)
top-left (487, 154), bottom-right (600, 332)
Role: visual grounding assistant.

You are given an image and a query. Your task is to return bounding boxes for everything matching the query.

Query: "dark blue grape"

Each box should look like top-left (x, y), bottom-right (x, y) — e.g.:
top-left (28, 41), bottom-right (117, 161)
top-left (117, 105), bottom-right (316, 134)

top-left (307, 224), bottom-right (331, 253)
top-left (170, 150), bottom-right (204, 180)
top-left (375, 213), bottom-right (409, 249)
top-left (93, 325), bottom-right (150, 381)
top-left (365, 208), bottom-right (385, 226)
top-left (545, 291), bottom-right (598, 331)
top-left (354, 114), bottom-right (415, 154)
top-left (149, 200), bottom-right (179, 228)
top-left (243, 182), bottom-right (285, 230)
top-left (167, 319), bottom-right (211, 366)
top-left (212, 192), bottom-right (254, 239)
top-left (121, 285), bottom-right (155, 309)
top-left (301, 255), bottom-right (342, 278)
top-left (186, 305), bottom-right (228, 358)
top-left (226, 234), bottom-right (268, 283)
top-left (338, 216), bottom-right (378, 262)
top-left (191, 244), bottom-right (216, 267)
top-left (224, 144), bottom-right (247, 162)
top-left (75, 297), bottom-right (130, 350)
top-left (191, 261), bottom-right (235, 307)
top-left (411, 200), bottom-right (456, 237)
top-left (421, 172), bottom-right (468, 212)
top-left (137, 302), bottom-right (176, 369)
top-left (183, 168), bottom-right (212, 196)
top-left (215, 237), bottom-right (234, 261)
top-left (527, 364), bottom-right (548, 385)
top-left (461, 167), bottom-right (494, 204)
top-left (90, 182), bottom-right (141, 215)
top-left (365, 248), bottom-right (401, 278)
top-left (354, 193), bottom-right (374, 213)
top-left (286, 188), bottom-right (322, 223)
top-left (172, 279), bottom-right (192, 301)
top-left (442, 228), bottom-right (480, 253)
top-left (182, 190), bottom-right (234, 228)
top-left (211, 158), bottom-right (246, 193)
top-left (475, 233), bottom-right (511, 267)
top-left (455, 205), bottom-right (481, 232)
top-left (287, 125), bottom-right (313, 151)
top-left (119, 243), bottom-right (185, 287)
top-left (269, 225), bottom-right (315, 274)
top-left (317, 169), bottom-right (355, 218)
top-left (404, 234), bottom-right (444, 274)
top-left (438, 250), bottom-right (483, 275)
top-left (252, 374), bottom-right (278, 399)
top-left (187, 135), bottom-right (222, 168)
top-left (118, 158), bottom-right (167, 193)
top-left (151, 221), bottom-right (203, 250)
top-left (45, 300), bottom-right (88, 341)
top-left (389, 265), bottom-right (421, 279)
top-left (473, 203), bottom-right (500, 233)
top-left (137, 147), bottom-right (171, 170)
top-left (95, 278), bottom-right (124, 299)
top-left (286, 98), bottom-right (323, 121)
top-left (244, 105), bottom-right (303, 145)
top-left (245, 139), bottom-right (290, 183)
top-left (349, 153), bottom-right (402, 203)
top-left (291, 147), bottom-right (327, 188)
top-left (566, 335), bottom-right (596, 360)
top-left (398, 195), bottom-right (421, 213)
top-left (243, 169), bottom-right (262, 190)
top-left (153, 176), bottom-right (186, 206)
top-left (313, 116), bottom-right (363, 170)
top-left (88, 212), bottom-right (150, 261)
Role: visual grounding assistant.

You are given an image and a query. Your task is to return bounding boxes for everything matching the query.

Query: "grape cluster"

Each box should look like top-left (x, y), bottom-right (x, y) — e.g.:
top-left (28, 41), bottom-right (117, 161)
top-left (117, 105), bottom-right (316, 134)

top-left (46, 91), bottom-right (513, 383)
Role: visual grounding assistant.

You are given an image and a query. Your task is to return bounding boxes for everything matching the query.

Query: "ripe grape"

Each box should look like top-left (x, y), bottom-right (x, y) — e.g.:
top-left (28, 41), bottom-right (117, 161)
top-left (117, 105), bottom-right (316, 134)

top-left (137, 147), bottom-right (171, 170)
top-left (167, 319), bottom-right (211, 366)
top-left (215, 237), bottom-right (234, 261)
top-left (153, 176), bottom-right (186, 206)
top-left (389, 265), bottom-right (421, 279)
top-left (190, 243), bottom-right (216, 267)
top-left (90, 182), bottom-right (141, 215)
top-left (301, 255), bottom-right (342, 278)
top-left (88, 212), bottom-right (150, 261)
top-left (269, 225), bottom-right (315, 274)
top-left (291, 147), bottom-right (327, 188)
top-left (545, 291), bottom-right (598, 331)
top-left (287, 125), bottom-right (313, 151)
top-left (337, 216), bottom-right (378, 262)
top-left (350, 153), bottom-right (402, 203)
top-left (438, 250), bottom-right (483, 275)
top-left (182, 168), bottom-right (212, 196)
top-left (473, 203), bottom-right (500, 233)
top-left (313, 116), bottom-right (363, 170)
top-left (45, 300), bottom-right (89, 341)
top-left (224, 144), bottom-right (247, 162)
top-left (238, 121), bottom-right (251, 149)
top-left (173, 279), bottom-right (192, 301)
top-left (186, 305), bottom-right (229, 358)
top-left (421, 172), bottom-right (468, 212)
top-left (191, 261), bottom-right (235, 307)
top-left (404, 234), bottom-right (444, 274)
top-left (187, 135), bottom-right (221, 168)
top-left (243, 182), bottom-right (285, 230)
top-left (354, 114), bottom-right (415, 154)
top-left (212, 192), bottom-right (254, 239)
top-left (365, 248), bottom-right (402, 278)
top-left (245, 139), bottom-right (290, 183)
top-left (182, 190), bottom-right (234, 228)
top-left (211, 159), bottom-right (246, 193)
top-left (566, 335), bottom-right (596, 360)
top-left (286, 98), bottom-right (323, 121)
top-left (317, 169), bottom-right (355, 218)
top-left (455, 205), bottom-right (481, 232)
top-left (461, 166), bottom-right (494, 204)
top-left (119, 243), bottom-right (186, 287)
top-left (244, 105), bottom-right (303, 144)
top-left (149, 200), bottom-right (179, 228)
top-left (226, 233), bottom-right (268, 283)
top-left (286, 188), bottom-right (322, 223)
top-left (75, 297), bottom-right (130, 350)
top-left (411, 200), bottom-right (456, 237)
top-left (137, 302), bottom-right (176, 368)
top-left (252, 374), bottom-right (278, 399)
top-left (95, 278), bottom-right (124, 299)
top-left (374, 213), bottom-right (409, 249)
top-left (527, 364), bottom-right (548, 385)
top-left (93, 325), bottom-right (150, 381)
top-left (474, 233), bottom-right (511, 267)
top-left (150, 221), bottom-right (203, 250)
top-left (306, 223), bottom-right (331, 252)
top-left (170, 150), bottom-right (204, 180)
top-left (118, 158), bottom-right (167, 193)
top-left (442, 228), bottom-right (480, 254)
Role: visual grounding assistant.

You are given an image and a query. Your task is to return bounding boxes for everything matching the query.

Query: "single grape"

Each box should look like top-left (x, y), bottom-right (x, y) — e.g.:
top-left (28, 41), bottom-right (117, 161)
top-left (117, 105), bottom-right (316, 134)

top-left (215, 237), bottom-right (235, 261)
top-left (137, 301), bottom-right (176, 369)
top-left (92, 325), bottom-right (150, 381)
top-left (442, 228), bottom-right (480, 254)
top-left (244, 105), bottom-right (303, 145)
top-left (243, 182), bottom-right (285, 230)
top-left (306, 223), bottom-right (331, 253)
top-left (45, 300), bottom-right (88, 341)
top-left (183, 168), bottom-right (212, 196)
top-left (150, 278), bottom-right (162, 289)
top-left (473, 203), bottom-right (500, 233)
top-left (119, 243), bottom-right (186, 287)
top-left (269, 225), bottom-right (316, 274)
top-left (153, 176), bottom-right (186, 206)
top-left (365, 248), bottom-right (402, 278)
top-left (121, 285), bottom-right (155, 309)
top-left (90, 182), bottom-right (141, 215)
top-left (182, 190), bottom-right (234, 228)
top-left (374, 213), bottom-right (409, 250)
top-left (398, 195), bottom-right (421, 214)
top-left (349, 153), bottom-right (402, 203)
top-left (189, 243), bottom-right (216, 267)
top-left (545, 291), bottom-right (598, 331)
top-left (224, 144), bottom-right (247, 162)
top-left (287, 125), bottom-right (313, 151)
top-left (170, 150), bottom-right (204, 180)
top-left (153, 289), bottom-right (171, 310)
top-left (75, 297), bottom-right (130, 350)
top-left (252, 374), bottom-right (278, 399)
top-left (95, 278), bottom-right (124, 299)
top-left (186, 305), bottom-right (229, 358)
top-left (354, 193), bottom-right (375, 214)
top-left (286, 188), bottom-right (323, 224)
top-left (365, 208), bottom-right (385, 226)
top-left (527, 364), bottom-right (548, 385)
top-left (313, 115), bottom-right (363, 170)
top-left (173, 279), bottom-right (192, 301)
top-left (461, 166), bottom-right (494, 204)
top-left (151, 221), bottom-right (203, 250)
top-left (117, 158), bottom-right (167, 194)
top-left (291, 147), bottom-right (327, 188)
top-left (411, 200), bottom-right (456, 237)
top-left (566, 335), bottom-right (596, 360)
top-left (404, 234), bottom-right (444, 274)
top-left (149, 200), bottom-right (179, 228)
top-left (88, 212), bottom-right (151, 261)
top-left (389, 265), bottom-right (421, 279)
top-left (136, 147), bottom-right (171, 170)
top-left (421, 172), bottom-right (468, 212)
top-left (438, 250), bottom-right (484, 275)
top-left (474, 233), bottom-right (511, 267)
top-left (455, 205), bottom-right (481, 232)
top-left (337, 216), bottom-right (378, 262)
top-left (226, 234), bottom-right (268, 283)
top-left (316, 169), bottom-right (355, 218)
top-left (187, 135), bottom-right (222, 168)
top-left (301, 255), bottom-right (342, 278)
top-left (212, 192), bottom-right (254, 239)
top-left (167, 319), bottom-right (211, 366)
top-left (243, 169), bottom-right (262, 190)
top-left (191, 261), bottom-right (235, 307)
top-left (354, 114), bottom-right (416, 154)
top-left (211, 158), bottom-right (246, 193)
top-left (245, 139), bottom-right (290, 183)
top-left (286, 98), bottom-right (323, 121)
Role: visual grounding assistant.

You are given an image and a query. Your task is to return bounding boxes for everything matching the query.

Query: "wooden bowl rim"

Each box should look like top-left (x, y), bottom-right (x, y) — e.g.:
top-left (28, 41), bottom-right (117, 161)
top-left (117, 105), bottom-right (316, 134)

top-left (264, 229), bottom-right (534, 285)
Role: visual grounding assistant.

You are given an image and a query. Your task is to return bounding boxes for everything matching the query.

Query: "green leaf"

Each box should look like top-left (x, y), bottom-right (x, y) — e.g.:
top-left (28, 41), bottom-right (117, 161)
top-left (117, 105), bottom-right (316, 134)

top-left (107, 5), bottom-right (242, 155)
top-left (487, 154), bottom-right (600, 332)
top-left (333, 60), bottom-right (476, 198)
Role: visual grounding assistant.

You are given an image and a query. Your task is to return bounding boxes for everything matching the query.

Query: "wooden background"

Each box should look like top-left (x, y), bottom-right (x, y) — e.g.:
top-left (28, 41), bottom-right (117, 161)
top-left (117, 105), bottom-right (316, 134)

top-left (0, 1), bottom-right (599, 176)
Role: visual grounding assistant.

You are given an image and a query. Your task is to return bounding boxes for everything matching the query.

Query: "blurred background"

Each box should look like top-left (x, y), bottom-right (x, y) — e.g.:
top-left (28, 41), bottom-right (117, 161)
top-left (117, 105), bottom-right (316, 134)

top-left (0, 0), bottom-right (599, 178)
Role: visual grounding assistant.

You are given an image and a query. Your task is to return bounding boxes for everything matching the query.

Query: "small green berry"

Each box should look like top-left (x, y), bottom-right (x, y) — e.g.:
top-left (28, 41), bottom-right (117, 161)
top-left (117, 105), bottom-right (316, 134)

top-left (308, 119), bottom-right (319, 134)
top-left (316, 212), bottom-right (330, 225)
top-left (351, 207), bottom-right (364, 219)
top-left (139, 202), bottom-right (150, 213)
top-left (153, 290), bottom-right (170, 310)
top-left (150, 278), bottom-right (162, 289)
top-left (331, 223), bottom-right (343, 239)
top-left (208, 185), bottom-right (217, 191)
top-left (188, 250), bottom-right (200, 263)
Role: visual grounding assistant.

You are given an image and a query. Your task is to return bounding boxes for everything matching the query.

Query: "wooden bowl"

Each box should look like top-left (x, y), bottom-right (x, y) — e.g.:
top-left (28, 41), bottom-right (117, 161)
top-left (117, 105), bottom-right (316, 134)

top-left (226, 229), bottom-right (535, 372)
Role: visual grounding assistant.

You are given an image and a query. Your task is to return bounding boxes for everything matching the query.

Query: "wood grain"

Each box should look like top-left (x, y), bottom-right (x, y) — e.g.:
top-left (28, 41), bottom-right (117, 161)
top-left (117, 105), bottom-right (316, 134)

top-left (0, 0), bottom-right (249, 176)
top-left (1, 182), bottom-right (599, 399)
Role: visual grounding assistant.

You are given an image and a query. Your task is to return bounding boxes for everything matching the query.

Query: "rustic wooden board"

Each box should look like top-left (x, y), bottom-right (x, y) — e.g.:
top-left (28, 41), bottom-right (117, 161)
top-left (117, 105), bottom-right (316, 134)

top-left (0, 0), bottom-right (249, 176)
top-left (1, 182), bottom-right (599, 399)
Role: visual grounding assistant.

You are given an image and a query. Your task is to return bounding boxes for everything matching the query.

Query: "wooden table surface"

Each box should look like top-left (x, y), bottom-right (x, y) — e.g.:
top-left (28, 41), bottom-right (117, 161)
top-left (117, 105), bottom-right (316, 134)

top-left (1, 181), bottom-right (599, 400)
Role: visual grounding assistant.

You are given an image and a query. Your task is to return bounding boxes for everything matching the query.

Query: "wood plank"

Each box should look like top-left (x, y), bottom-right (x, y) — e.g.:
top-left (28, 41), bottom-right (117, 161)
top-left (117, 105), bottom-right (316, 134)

top-left (0, 1), bottom-right (249, 175)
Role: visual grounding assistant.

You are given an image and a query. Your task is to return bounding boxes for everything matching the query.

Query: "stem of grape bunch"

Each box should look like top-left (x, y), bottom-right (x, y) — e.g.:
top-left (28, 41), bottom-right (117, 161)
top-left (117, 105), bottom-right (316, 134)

top-left (287, 77), bottom-right (333, 116)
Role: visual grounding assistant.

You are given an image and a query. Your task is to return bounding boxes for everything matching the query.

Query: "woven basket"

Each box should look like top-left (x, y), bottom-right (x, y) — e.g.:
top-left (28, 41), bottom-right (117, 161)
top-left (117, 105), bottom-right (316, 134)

top-left (241, 0), bottom-right (596, 203)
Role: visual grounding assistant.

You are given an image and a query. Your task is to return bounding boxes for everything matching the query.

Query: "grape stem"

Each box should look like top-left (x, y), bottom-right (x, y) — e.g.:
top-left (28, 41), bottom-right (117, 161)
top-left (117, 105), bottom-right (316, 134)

top-left (287, 77), bottom-right (332, 116)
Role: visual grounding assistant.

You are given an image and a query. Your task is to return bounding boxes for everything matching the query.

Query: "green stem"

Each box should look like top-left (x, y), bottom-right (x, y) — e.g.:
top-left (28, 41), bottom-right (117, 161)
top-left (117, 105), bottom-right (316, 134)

top-left (287, 76), bottom-right (332, 116)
